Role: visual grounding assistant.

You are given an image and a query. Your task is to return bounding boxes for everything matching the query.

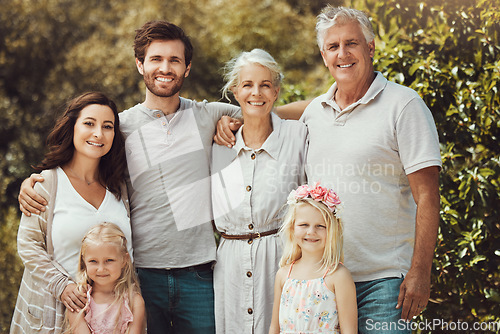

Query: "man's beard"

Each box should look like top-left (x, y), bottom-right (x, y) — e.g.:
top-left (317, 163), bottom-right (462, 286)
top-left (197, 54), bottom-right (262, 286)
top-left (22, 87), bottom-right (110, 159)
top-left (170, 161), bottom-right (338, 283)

top-left (143, 71), bottom-right (186, 98)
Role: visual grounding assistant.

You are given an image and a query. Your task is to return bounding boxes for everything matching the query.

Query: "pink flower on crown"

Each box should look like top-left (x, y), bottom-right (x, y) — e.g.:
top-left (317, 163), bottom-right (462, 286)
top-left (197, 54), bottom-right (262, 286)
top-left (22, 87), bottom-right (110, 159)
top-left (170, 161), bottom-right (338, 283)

top-left (309, 184), bottom-right (327, 201)
top-left (323, 189), bottom-right (341, 209)
top-left (287, 183), bottom-right (342, 214)
top-left (295, 185), bottom-right (310, 199)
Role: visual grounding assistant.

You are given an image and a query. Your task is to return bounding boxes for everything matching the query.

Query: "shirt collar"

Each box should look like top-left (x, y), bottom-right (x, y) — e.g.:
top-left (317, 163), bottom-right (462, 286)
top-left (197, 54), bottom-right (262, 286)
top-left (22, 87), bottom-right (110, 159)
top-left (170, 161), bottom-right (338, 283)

top-left (139, 97), bottom-right (186, 118)
top-left (360, 72), bottom-right (387, 104)
top-left (232, 112), bottom-right (282, 160)
top-left (320, 71), bottom-right (387, 111)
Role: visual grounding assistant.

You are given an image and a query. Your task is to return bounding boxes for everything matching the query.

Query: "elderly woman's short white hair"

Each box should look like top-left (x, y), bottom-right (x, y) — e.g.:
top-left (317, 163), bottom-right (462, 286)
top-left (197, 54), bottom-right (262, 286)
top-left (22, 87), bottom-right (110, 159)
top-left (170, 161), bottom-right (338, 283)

top-left (316, 6), bottom-right (375, 51)
top-left (222, 48), bottom-right (283, 101)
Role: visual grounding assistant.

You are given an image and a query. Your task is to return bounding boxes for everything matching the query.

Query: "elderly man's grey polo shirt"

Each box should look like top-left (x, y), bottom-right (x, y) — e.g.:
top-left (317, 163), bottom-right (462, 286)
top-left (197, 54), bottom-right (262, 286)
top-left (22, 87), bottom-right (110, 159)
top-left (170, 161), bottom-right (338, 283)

top-left (301, 72), bottom-right (442, 282)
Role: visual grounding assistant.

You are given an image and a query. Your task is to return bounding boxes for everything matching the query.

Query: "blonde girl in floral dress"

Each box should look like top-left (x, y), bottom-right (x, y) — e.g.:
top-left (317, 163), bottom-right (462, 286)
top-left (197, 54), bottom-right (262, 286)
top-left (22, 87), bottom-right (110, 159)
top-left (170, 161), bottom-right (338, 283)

top-left (269, 183), bottom-right (357, 334)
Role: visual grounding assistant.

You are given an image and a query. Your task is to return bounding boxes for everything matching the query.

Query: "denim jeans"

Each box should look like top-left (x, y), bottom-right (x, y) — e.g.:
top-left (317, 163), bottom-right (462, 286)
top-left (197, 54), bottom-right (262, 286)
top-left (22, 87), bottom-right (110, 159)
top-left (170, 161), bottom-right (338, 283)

top-left (137, 264), bottom-right (215, 334)
top-left (356, 277), bottom-right (411, 334)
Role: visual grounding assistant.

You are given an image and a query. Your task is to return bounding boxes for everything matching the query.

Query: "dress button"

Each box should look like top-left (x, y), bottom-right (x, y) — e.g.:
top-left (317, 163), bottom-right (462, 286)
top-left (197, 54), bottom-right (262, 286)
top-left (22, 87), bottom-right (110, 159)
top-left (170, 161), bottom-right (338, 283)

top-left (247, 271), bottom-right (252, 278)
top-left (156, 114), bottom-right (161, 118)
top-left (248, 224), bottom-right (254, 230)
top-left (246, 185), bottom-right (252, 192)
top-left (251, 153), bottom-right (256, 160)
top-left (248, 239), bottom-right (253, 244)
top-left (162, 122), bottom-right (166, 126)
top-left (247, 308), bottom-right (253, 314)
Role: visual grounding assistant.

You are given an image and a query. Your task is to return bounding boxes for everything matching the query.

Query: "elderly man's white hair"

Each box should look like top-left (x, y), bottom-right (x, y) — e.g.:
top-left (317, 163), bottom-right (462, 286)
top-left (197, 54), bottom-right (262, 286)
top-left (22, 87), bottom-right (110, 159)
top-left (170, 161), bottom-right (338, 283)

top-left (316, 5), bottom-right (376, 51)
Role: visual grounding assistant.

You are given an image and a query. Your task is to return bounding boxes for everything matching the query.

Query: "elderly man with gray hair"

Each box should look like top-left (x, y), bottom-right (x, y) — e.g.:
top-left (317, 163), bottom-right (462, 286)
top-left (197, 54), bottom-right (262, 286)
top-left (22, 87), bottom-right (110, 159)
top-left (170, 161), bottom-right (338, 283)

top-left (299, 5), bottom-right (442, 333)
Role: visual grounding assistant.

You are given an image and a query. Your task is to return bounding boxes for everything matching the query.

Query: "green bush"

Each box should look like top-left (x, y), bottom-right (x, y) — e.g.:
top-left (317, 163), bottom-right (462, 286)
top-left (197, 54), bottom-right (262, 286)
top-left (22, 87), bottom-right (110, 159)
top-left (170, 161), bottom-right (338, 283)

top-left (0, 208), bottom-right (23, 332)
top-left (363, 0), bottom-right (500, 328)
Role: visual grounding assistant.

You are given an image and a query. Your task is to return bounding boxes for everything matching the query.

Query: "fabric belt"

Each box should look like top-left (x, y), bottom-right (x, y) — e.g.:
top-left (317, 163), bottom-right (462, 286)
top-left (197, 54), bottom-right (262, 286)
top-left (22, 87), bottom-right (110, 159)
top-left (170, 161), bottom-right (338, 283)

top-left (220, 228), bottom-right (280, 240)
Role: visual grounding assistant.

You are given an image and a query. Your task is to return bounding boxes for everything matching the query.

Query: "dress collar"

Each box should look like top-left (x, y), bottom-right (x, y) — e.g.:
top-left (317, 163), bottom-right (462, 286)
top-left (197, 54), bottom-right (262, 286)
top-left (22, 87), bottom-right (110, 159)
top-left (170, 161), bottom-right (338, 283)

top-left (232, 112), bottom-right (283, 160)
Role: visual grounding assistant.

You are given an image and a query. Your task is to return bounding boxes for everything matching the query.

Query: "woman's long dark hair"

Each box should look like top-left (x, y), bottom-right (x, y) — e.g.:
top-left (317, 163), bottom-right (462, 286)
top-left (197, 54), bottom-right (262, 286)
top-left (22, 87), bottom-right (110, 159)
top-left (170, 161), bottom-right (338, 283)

top-left (35, 92), bottom-right (126, 199)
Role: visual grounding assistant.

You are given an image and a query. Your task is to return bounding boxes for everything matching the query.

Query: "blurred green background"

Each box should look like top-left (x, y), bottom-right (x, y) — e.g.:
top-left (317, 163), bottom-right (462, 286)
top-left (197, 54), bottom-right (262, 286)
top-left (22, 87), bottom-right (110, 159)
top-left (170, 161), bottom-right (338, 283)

top-left (1, 0), bottom-right (499, 332)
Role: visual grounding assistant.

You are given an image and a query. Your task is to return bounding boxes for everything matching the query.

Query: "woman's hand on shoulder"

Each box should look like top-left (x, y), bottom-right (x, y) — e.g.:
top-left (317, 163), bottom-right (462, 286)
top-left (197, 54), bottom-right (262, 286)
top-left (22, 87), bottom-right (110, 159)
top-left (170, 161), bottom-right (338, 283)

top-left (61, 283), bottom-right (87, 313)
top-left (129, 293), bottom-right (146, 334)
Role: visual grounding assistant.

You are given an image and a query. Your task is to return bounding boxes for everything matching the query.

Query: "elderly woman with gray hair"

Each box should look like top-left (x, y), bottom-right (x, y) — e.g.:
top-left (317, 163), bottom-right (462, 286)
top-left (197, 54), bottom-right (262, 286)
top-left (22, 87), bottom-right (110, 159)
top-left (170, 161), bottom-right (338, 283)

top-left (210, 49), bottom-right (308, 333)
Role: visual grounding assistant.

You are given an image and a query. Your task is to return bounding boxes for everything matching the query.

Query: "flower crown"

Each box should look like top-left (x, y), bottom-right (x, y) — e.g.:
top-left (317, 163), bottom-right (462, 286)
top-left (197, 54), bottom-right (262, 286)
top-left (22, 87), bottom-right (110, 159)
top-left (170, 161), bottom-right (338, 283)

top-left (287, 183), bottom-right (342, 215)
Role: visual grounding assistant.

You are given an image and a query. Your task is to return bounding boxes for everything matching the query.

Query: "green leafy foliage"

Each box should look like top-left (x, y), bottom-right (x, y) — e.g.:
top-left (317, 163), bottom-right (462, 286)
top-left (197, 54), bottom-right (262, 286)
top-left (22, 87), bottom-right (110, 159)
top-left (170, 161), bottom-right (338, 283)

top-left (0, 208), bottom-right (23, 332)
top-left (360, 0), bottom-right (500, 328)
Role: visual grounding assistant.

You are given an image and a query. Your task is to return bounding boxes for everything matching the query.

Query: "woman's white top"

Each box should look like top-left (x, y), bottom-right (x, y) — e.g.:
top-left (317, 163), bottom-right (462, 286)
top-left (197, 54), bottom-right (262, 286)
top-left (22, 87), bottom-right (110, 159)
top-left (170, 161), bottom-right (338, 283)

top-left (52, 167), bottom-right (132, 280)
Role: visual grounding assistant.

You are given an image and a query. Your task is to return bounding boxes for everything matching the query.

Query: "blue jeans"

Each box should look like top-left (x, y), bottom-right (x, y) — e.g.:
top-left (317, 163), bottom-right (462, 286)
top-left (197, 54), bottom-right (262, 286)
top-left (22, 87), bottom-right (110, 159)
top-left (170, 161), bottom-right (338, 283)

top-left (137, 264), bottom-right (215, 334)
top-left (356, 277), bottom-right (411, 334)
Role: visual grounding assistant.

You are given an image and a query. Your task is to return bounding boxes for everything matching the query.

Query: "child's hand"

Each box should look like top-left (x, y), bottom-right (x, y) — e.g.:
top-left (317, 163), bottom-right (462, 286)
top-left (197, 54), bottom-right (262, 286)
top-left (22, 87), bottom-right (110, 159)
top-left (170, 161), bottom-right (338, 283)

top-left (61, 283), bottom-right (87, 312)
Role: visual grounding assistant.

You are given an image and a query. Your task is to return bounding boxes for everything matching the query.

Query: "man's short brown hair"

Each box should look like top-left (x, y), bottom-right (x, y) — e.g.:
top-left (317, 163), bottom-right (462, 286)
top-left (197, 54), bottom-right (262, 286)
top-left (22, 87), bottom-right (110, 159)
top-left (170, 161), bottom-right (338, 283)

top-left (134, 21), bottom-right (193, 66)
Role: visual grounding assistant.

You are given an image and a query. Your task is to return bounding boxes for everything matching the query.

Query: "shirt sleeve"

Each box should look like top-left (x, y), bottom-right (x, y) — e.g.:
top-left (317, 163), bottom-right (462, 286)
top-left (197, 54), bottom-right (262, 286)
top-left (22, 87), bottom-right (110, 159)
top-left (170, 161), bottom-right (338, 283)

top-left (395, 96), bottom-right (442, 175)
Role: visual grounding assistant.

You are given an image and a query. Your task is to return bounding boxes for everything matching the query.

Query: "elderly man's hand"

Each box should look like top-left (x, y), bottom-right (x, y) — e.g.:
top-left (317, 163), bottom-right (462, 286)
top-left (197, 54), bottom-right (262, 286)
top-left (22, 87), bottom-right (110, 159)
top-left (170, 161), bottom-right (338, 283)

top-left (213, 116), bottom-right (242, 148)
top-left (396, 266), bottom-right (431, 320)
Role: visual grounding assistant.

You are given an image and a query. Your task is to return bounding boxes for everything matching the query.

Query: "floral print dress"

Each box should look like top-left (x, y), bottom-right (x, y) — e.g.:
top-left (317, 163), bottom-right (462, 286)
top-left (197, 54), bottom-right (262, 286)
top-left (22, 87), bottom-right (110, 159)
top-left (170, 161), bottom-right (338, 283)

top-left (279, 263), bottom-right (340, 333)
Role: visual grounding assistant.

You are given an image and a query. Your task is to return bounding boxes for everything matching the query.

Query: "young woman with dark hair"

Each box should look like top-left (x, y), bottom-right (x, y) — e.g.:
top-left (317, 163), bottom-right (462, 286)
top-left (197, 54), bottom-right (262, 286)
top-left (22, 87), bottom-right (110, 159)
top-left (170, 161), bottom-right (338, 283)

top-left (11, 92), bottom-right (132, 334)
